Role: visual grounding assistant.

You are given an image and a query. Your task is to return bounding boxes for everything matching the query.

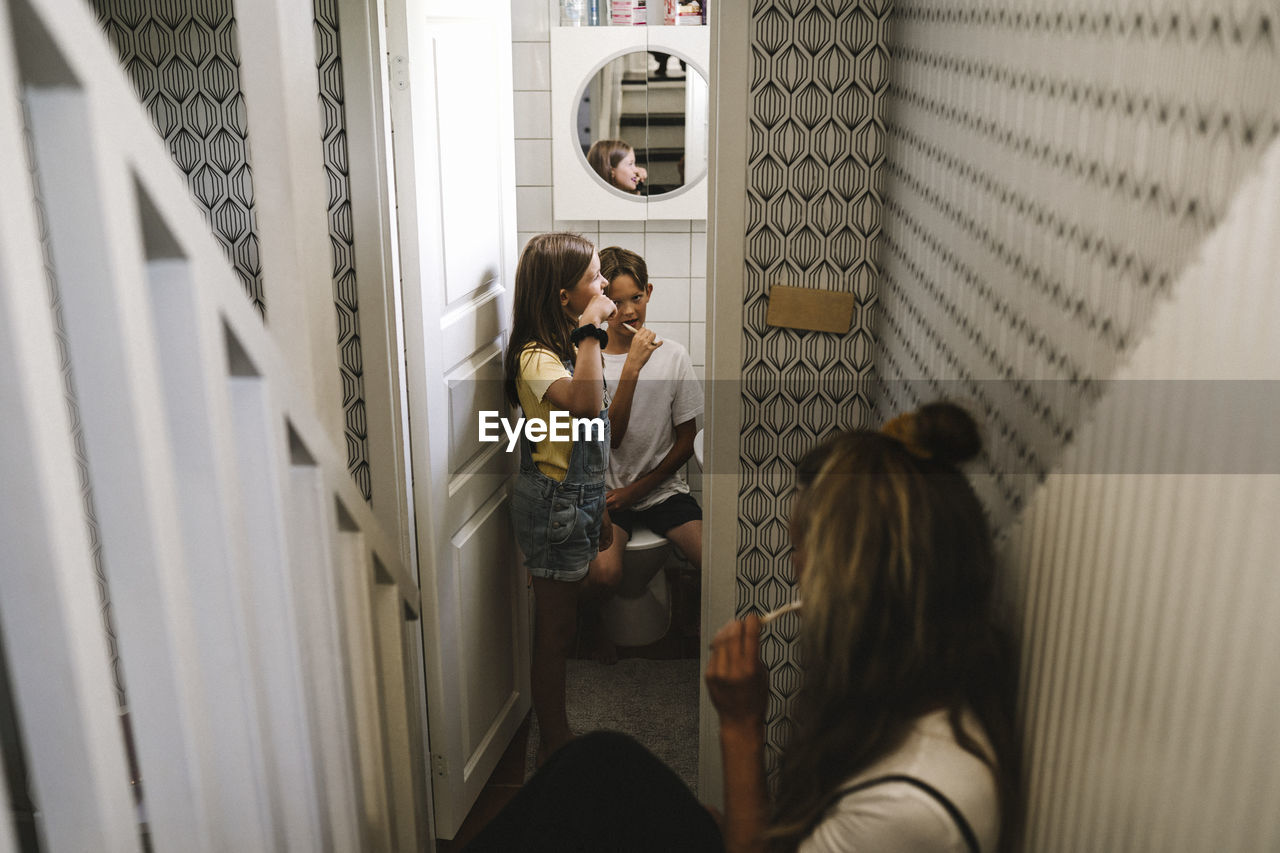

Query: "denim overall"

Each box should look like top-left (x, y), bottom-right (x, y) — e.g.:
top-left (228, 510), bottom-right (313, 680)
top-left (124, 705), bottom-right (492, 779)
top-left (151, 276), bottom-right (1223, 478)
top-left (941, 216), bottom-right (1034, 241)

top-left (511, 359), bottom-right (610, 582)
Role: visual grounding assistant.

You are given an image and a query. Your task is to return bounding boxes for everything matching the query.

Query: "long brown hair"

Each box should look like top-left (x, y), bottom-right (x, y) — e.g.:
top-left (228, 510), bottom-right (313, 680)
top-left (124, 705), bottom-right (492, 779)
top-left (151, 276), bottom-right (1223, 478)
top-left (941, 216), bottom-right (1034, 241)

top-left (586, 139), bottom-right (635, 191)
top-left (770, 402), bottom-right (1022, 852)
top-left (503, 233), bottom-right (595, 408)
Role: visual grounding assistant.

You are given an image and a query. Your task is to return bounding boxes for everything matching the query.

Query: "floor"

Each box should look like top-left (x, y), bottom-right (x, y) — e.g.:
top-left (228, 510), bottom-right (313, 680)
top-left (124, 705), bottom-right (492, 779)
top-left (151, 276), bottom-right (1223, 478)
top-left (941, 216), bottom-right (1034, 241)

top-left (435, 566), bottom-right (701, 850)
top-left (434, 714), bottom-right (532, 852)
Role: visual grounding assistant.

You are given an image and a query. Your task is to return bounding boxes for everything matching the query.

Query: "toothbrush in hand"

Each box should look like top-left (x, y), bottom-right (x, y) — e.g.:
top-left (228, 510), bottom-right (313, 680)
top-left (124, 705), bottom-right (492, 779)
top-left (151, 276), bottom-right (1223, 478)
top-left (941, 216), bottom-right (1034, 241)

top-left (622, 322), bottom-right (661, 342)
top-left (760, 600), bottom-right (802, 625)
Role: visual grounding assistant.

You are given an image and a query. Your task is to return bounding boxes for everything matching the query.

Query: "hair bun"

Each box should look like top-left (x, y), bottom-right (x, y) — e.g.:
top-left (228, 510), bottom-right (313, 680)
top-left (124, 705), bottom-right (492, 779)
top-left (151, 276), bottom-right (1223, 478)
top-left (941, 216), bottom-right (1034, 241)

top-left (884, 402), bottom-right (982, 465)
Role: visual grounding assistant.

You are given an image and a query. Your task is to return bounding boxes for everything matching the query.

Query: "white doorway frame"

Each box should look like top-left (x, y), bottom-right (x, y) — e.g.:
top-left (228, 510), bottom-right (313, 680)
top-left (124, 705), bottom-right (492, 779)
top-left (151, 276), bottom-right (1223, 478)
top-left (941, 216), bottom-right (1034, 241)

top-left (699, 2), bottom-right (751, 807)
top-left (330, 0), bottom-right (435, 845)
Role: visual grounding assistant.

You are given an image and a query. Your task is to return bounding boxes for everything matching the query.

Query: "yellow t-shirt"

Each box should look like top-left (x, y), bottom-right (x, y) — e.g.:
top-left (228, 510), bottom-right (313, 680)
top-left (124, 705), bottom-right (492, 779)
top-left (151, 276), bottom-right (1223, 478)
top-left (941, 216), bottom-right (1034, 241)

top-left (516, 345), bottom-right (574, 481)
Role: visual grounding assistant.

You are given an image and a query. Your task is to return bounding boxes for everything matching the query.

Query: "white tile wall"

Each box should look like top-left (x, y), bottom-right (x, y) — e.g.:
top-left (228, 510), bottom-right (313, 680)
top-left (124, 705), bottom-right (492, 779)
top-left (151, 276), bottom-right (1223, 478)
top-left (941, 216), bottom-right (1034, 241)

top-left (511, 42), bottom-right (550, 90)
top-left (645, 276), bottom-right (691, 322)
top-left (644, 218), bottom-right (694, 232)
top-left (553, 219), bottom-right (602, 235)
top-left (597, 230), bottom-right (646, 257)
top-left (513, 91), bottom-right (552, 138)
top-left (511, 0), bottom-right (550, 41)
top-left (645, 321), bottom-right (691, 351)
top-left (688, 320), bottom-right (704, 366)
top-left (645, 231), bottom-right (692, 278)
top-left (552, 220), bottom-right (601, 244)
top-left (515, 185), bottom-right (553, 231)
top-left (690, 276), bottom-right (705, 322)
top-left (514, 139), bottom-right (552, 186)
top-left (598, 219), bottom-right (646, 232)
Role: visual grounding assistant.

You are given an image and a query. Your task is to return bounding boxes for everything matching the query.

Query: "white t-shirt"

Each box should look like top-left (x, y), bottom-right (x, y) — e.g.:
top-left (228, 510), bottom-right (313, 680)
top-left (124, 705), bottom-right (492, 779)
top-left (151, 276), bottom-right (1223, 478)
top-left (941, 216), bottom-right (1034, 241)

top-left (601, 339), bottom-right (703, 511)
top-left (799, 710), bottom-right (1001, 853)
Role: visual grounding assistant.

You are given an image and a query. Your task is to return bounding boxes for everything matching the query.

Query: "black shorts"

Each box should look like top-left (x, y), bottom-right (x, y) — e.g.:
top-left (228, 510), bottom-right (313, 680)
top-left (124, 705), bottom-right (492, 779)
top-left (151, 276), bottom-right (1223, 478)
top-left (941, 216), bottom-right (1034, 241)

top-left (610, 492), bottom-right (702, 539)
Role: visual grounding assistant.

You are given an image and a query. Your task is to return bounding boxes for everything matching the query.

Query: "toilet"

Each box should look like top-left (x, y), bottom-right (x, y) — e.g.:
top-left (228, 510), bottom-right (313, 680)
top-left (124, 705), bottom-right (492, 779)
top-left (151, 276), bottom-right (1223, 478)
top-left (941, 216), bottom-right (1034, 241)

top-left (600, 524), bottom-right (673, 646)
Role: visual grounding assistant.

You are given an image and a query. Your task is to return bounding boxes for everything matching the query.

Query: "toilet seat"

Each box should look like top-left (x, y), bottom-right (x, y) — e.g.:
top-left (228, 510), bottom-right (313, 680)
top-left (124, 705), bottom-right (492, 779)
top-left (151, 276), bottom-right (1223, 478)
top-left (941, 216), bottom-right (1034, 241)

top-left (625, 524), bottom-right (667, 551)
top-left (602, 524), bottom-right (673, 646)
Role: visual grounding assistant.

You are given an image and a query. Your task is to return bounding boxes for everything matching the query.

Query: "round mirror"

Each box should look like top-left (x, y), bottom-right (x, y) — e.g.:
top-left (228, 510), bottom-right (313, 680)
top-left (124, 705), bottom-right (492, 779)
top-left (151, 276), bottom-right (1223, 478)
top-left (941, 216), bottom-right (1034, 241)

top-left (575, 50), bottom-right (709, 199)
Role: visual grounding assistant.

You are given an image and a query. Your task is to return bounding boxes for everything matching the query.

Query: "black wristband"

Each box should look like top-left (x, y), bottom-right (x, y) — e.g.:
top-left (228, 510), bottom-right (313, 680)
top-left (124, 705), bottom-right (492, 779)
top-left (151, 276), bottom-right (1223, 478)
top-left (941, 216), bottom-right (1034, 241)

top-left (570, 324), bottom-right (608, 348)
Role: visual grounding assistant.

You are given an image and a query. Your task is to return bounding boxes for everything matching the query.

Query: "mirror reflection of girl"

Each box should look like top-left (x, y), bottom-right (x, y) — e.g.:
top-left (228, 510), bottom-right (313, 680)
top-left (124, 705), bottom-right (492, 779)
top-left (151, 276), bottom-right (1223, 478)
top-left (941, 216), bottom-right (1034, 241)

top-left (503, 233), bottom-right (617, 764)
top-left (586, 138), bottom-right (648, 194)
top-left (467, 403), bottom-right (1022, 853)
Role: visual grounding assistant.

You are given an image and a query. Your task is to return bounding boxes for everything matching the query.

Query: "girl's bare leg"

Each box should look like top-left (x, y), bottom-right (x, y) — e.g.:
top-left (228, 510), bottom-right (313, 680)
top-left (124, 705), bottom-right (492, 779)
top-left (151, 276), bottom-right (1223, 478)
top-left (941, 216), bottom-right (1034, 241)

top-left (584, 524), bottom-right (627, 597)
top-left (582, 525), bottom-right (629, 664)
top-left (530, 575), bottom-right (582, 764)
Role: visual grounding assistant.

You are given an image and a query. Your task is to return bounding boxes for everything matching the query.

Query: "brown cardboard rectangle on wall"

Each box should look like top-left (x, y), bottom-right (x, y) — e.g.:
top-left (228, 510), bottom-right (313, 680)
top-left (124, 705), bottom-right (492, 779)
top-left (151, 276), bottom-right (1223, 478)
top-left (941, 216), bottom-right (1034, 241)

top-left (765, 285), bottom-right (856, 333)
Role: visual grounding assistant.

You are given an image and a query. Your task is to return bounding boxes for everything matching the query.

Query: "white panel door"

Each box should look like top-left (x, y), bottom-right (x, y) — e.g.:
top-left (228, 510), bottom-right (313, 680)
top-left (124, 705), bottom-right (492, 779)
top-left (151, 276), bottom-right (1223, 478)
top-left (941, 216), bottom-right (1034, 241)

top-left (384, 2), bottom-right (529, 840)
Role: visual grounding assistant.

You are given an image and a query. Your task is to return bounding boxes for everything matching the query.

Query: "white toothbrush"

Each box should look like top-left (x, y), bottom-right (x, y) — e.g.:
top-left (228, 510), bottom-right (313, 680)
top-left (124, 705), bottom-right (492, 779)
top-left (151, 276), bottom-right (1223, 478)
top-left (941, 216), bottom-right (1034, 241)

top-left (760, 600), bottom-right (802, 625)
top-left (622, 322), bottom-right (660, 342)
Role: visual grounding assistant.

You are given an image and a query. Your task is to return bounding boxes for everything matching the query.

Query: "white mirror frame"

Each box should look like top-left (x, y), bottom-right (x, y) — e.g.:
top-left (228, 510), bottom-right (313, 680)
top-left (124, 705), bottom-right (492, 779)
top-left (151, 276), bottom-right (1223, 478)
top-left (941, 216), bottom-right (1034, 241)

top-left (551, 26), bottom-right (710, 221)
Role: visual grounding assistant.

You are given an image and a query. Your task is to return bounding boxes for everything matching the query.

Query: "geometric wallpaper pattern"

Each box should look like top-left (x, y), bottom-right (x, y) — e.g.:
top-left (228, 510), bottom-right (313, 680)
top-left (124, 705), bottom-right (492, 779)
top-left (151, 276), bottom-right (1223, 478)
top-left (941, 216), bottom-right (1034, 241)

top-left (315, 0), bottom-right (371, 500)
top-left (89, 0), bottom-right (267, 315)
top-left (740, 0), bottom-right (892, 772)
top-left (89, 0), bottom-right (373, 501)
top-left (871, 0), bottom-right (1280, 531)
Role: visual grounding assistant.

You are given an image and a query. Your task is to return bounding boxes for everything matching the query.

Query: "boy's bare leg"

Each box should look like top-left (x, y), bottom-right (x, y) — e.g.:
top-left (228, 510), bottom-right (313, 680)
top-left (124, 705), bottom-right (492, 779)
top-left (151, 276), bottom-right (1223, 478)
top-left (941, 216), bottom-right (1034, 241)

top-left (663, 519), bottom-right (702, 571)
top-left (531, 575), bottom-right (582, 764)
top-left (582, 525), bottom-right (628, 664)
top-left (664, 519), bottom-right (703, 642)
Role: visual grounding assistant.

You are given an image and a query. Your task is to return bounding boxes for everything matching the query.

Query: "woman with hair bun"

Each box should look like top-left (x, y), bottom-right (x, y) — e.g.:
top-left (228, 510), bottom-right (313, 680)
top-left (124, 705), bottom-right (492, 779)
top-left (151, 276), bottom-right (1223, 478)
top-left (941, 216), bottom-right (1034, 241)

top-left (468, 402), bottom-right (1021, 853)
top-left (711, 401), bottom-right (1021, 853)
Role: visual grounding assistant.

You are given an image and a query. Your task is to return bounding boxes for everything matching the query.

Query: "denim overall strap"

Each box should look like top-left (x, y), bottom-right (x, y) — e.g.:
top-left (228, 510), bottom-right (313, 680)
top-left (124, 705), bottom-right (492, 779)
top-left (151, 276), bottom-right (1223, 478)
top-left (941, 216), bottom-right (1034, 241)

top-left (517, 354), bottom-right (609, 486)
top-left (516, 414), bottom-right (541, 474)
top-left (510, 353), bottom-right (609, 580)
top-left (558, 356), bottom-right (609, 486)
top-left (557, 404), bottom-right (609, 486)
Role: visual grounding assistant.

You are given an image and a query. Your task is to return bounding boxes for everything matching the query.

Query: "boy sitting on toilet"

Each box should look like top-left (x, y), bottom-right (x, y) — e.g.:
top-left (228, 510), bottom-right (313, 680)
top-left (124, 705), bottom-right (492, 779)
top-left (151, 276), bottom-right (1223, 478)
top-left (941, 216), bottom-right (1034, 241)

top-left (582, 246), bottom-right (703, 659)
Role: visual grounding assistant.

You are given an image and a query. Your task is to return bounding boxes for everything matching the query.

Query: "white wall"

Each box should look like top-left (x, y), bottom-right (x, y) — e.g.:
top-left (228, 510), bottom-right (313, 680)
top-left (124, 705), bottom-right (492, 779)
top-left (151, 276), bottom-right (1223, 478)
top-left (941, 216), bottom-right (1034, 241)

top-left (870, 2), bottom-right (1280, 847)
top-left (1002, 133), bottom-right (1280, 852)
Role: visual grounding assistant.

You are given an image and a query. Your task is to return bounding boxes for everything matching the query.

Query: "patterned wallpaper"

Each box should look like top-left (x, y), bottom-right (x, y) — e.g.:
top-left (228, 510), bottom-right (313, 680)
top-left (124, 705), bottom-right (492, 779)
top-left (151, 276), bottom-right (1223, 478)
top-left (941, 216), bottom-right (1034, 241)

top-left (740, 0), bottom-right (892, 770)
top-left (315, 0), bottom-right (371, 499)
top-left (739, 0), bottom-right (1280, 777)
top-left (871, 0), bottom-right (1280, 529)
top-left (89, 0), bottom-right (266, 314)
top-left (88, 0), bottom-right (373, 500)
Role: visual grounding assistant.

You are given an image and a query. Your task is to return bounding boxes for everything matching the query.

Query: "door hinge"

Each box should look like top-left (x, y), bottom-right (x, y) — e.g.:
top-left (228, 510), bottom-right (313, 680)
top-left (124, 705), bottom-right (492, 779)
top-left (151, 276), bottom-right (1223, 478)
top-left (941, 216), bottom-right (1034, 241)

top-left (432, 752), bottom-right (449, 779)
top-left (391, 54), bottom-right (409, 91)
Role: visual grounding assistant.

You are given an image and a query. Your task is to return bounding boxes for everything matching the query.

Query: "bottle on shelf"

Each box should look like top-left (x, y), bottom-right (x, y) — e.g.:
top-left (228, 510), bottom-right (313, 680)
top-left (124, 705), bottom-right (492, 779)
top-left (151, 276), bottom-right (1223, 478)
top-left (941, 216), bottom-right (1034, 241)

top-left (561, 0), bottom-right (585, 26)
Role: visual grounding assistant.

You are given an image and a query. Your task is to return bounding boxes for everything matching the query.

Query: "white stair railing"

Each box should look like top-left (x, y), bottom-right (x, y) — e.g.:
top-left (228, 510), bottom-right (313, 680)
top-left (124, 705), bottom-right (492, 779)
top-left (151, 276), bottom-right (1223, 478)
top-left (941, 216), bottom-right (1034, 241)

top-left (0, 0), bottom-right (424, 850)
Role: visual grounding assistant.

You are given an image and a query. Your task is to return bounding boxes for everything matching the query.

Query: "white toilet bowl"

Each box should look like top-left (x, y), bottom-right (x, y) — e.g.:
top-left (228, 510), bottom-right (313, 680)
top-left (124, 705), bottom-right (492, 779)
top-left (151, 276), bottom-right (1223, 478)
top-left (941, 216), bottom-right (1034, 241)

top-left (600, 524), bottom-right (672, 646)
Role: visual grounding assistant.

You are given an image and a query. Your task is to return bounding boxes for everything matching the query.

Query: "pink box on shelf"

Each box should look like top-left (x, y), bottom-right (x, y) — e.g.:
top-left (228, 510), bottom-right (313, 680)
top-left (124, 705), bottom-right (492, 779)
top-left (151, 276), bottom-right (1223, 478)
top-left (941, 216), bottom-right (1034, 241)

top-left (664, 0), bottom-right (703, 25)
top-left (612, 0), bottom-right (647, 25)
